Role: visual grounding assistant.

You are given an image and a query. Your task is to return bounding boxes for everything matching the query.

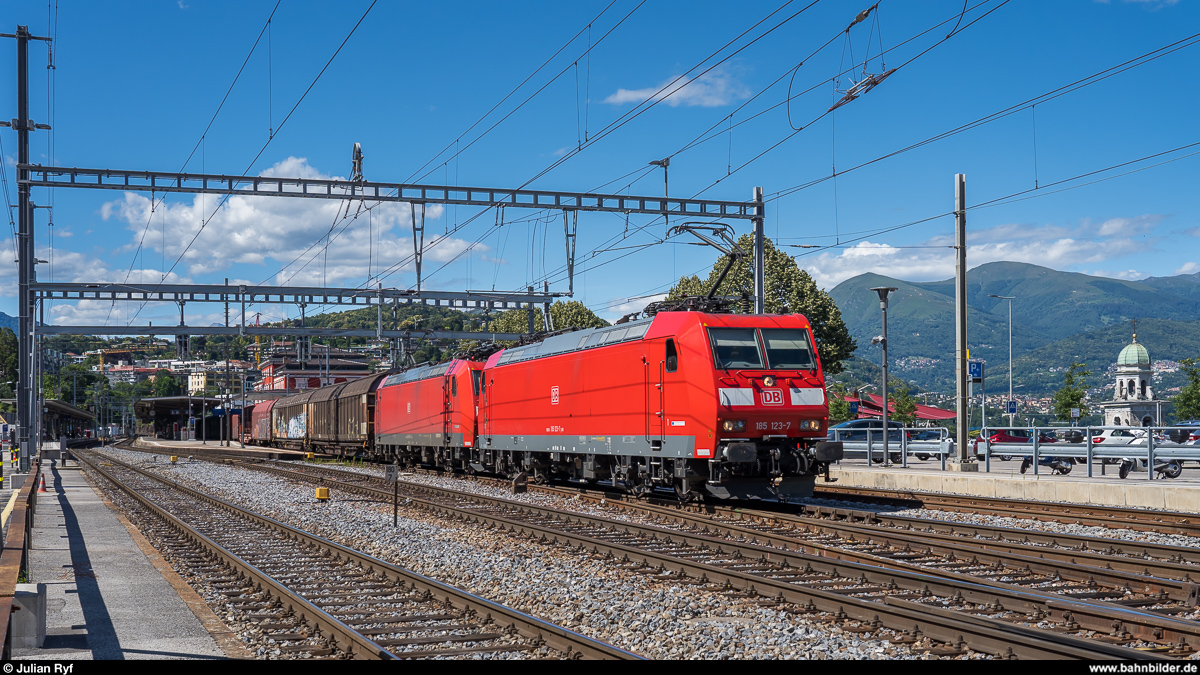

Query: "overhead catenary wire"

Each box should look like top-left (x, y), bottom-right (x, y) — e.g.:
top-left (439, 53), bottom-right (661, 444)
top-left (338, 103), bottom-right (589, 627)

top-left (393, 0), bottom-right (832, 295)
top-left (402, 0), bottom-right (634, 185)
top-left (117, 0), bottom-right (283, 306)
top-left (691, 0), bottom-right (1013, 199)
top-left (262, 0), bottom-right (822, 303)
top-left (580, 138), bottom-right (1200, 319)
top-left (544, 0), bottom-right (996, 290)
top-left (125, 0), bottom-right (377, 327)
top-left (766, 29), bottom-right (1200, 202)
top-left (522, 1), bottom-right (1007, 295)
top-left (787, 140), bottom-right (1200, 260)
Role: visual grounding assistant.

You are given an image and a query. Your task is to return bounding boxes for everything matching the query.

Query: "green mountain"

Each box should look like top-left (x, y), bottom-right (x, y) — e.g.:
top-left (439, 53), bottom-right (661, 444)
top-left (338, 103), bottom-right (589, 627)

top-left (829, 262), bottom-right (1200, 394)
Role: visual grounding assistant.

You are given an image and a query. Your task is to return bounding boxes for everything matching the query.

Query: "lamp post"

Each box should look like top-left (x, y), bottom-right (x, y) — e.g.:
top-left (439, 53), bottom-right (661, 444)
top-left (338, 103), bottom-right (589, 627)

top-left (870, 287), bottom-right (898, 465)
top-left (989, 294), bottom-right (1015, 427)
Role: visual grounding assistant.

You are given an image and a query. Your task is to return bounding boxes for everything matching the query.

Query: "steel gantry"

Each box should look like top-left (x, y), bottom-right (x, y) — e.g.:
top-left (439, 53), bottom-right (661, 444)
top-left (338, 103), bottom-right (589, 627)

top-left (16, 164), bottom-right (769, 318)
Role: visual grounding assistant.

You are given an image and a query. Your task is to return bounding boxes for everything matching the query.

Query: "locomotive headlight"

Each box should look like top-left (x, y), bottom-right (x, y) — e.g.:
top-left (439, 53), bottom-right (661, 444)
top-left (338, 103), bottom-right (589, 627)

top-left (799, 419), bottom-right (820, 431)
top-left (762, 375), bottom-right (776, 387)
top-left (722, 420), bottom-right (746, 432)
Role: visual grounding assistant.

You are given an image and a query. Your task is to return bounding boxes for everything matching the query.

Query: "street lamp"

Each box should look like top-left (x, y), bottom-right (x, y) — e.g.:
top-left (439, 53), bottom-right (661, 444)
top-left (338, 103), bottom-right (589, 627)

top-left (869, 286), bottom-right (898, 465)
top-left (988, 294), bottom-right (1015, 427)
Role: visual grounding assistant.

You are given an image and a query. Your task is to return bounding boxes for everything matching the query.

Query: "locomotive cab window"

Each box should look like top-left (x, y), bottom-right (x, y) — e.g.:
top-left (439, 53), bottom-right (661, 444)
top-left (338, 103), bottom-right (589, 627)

top-left (451, 377), bottom-right (458, 396)
top-left (761, 328), bottom-right (816, 370)
top-left (708, 328), bottom-right (764, 370)
top-left (665, 339), bottom-right (679, 372)
top-left (471, 370), bottom-right (483, 396)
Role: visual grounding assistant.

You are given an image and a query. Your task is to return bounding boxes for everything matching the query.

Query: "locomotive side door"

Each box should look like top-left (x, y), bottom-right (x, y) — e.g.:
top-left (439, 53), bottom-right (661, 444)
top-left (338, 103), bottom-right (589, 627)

top-left (480, 372), bottom-right (491, 445)
top-left (646, 339), bottom-right (677, 448)
top-left (441, 368), bottom-right (454, 448)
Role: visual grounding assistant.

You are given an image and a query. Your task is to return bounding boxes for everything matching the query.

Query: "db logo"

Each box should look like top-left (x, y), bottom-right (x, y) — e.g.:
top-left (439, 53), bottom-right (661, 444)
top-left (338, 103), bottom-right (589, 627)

top-left (760, 389), bottom-right (784, 406)
top-left (550, 386), bottom-right (560, 405)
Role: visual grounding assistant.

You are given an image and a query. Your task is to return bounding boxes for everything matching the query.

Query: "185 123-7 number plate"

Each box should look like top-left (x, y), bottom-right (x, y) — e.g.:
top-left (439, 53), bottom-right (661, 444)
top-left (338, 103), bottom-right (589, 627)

top-left (755, 421), bottom-right (792, 431)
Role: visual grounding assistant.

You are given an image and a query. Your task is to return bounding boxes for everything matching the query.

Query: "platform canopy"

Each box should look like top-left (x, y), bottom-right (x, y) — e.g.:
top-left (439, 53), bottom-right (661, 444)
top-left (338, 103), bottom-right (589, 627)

top-left (133, 396), bottom-right (224, 422)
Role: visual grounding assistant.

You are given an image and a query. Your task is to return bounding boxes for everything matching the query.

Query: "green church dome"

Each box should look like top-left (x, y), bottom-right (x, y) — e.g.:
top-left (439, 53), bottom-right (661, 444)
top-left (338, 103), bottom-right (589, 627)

top-left (1117, 337), bottom-right (1150, 366)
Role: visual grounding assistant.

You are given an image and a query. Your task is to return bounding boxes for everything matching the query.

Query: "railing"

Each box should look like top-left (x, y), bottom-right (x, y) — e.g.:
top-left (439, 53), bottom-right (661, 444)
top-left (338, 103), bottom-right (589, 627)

top-left (974, 426), bottom-right (1200, 480)
top-left (828, 427), bottom-right (953, 469)
top-left (0, 458), bottom-right (41, 658)
top-left (831, 425), bottom-right (1200, 480)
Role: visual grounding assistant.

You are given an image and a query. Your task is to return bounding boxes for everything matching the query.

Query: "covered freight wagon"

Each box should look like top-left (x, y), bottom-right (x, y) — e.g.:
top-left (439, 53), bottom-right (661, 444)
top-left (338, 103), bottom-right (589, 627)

top-left (272, 390), bottom-right (317, 450)
top-left (305, 373), bottom-right (389, 456)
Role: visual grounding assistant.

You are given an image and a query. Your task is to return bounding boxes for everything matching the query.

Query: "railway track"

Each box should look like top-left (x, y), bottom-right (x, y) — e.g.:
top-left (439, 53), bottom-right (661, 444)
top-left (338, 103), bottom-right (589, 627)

top-left (812, 485), bottom-right (1200, 538)
top-left (123, 439), bottom-right (1200, 538)
top-left (75, 449), bottom-right (638, 660)
top-left (117, 442), bottom-right (1200, 597)
top-left (252, 458), bottom-right (1200, 596)
top-left (137, 452), bottom-right (1187, 660)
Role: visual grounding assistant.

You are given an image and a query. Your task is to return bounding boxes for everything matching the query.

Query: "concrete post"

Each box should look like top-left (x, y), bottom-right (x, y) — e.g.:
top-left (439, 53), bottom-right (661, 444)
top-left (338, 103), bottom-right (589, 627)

top-left (951, 174), bottom-right (977, 471)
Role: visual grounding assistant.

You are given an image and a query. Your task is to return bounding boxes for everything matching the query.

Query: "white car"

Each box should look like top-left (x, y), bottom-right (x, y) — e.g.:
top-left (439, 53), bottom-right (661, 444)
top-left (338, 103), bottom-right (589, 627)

top-left (1089, 428), bottom-right (1144, 445)
top-left (1091, 428), bottom-right (1183, 479)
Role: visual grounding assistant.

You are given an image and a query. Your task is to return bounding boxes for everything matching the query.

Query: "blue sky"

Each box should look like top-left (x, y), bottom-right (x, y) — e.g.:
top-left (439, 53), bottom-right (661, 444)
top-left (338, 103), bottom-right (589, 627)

top-left (1, 0), bottom-right (1197, 327)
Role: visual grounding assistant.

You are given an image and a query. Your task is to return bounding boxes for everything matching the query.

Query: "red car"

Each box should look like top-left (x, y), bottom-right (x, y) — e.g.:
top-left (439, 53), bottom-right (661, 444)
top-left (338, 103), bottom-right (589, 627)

top-left (973, 429), bottom-right (1057, 460)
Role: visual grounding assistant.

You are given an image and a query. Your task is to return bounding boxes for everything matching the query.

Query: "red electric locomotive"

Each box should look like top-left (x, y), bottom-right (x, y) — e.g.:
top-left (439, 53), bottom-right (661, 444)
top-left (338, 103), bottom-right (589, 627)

top-left (378, 311), bottom-right (841, 500)
top-left (375, 359), bottom-right (483, 467)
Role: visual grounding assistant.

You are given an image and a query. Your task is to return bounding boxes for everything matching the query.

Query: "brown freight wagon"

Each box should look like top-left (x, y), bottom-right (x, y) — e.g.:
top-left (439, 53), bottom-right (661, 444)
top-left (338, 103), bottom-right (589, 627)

top-left (304, 373), bottom-right (390, 458)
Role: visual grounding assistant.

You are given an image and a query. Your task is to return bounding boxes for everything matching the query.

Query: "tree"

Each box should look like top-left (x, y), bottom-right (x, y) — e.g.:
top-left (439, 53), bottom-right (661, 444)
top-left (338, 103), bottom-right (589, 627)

top-left (152, 371), bottom-right (182, 397)
top-left (665, 235), bottom-right (856, 374)
top-left (890, 386), bottom-right (918, 426)
top-left (488, 300), bottom-right (609, 336)
top-left (1051, 362), bottom-right (1091, 422)
top-left (1174, 358), bottom-right (1200, 421)
top-left (827, 383), bottom-right (853, 423)
top-left (0, 328), bottom-right (17, 395)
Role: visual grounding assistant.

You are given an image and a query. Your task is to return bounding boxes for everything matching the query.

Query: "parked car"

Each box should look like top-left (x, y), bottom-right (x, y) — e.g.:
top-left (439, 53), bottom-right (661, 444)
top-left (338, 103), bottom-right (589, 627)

top-left (910, 429), bottom-right (946, 460)
top-left (827, 419), bottom-right (910, 463)
top-left (1089, 428), bottom-right (1142, 445)
top-left (1166, 421), bottom-right (1200, 444)
top-left (972, 429), bottom-right (1057, 461)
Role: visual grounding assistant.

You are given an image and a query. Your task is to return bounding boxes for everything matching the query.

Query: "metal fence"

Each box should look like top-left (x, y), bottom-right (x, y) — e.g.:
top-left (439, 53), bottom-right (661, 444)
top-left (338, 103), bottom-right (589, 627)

top-left (829, 425), bottom-right (1200, 480)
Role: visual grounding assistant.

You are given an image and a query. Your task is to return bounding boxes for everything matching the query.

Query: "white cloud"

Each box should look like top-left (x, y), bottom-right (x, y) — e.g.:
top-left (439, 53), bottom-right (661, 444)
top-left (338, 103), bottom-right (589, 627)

top-left (601, 293), bottom-right (667, 321)
top-left (803, 241), bottom-right (954, 289)
top-left (1086, 269), bottom-right (1146, 281)
top-left (604, 64), bottom-right (750, 108)
top-left (1175, 262), bottom-right (1200, 275)
top-left (98, 157), bottom-right (478, 288)
top-left (799, 215), bottom-right (1166, 289)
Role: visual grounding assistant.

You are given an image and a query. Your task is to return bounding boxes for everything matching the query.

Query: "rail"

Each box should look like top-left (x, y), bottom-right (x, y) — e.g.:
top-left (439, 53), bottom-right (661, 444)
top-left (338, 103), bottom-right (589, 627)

top-left (223, 459), bottom-right (1168, 658)
top-left (0, 458), bottom-right (40, 659)
top-left (78, 450), bottom-right (638, 660)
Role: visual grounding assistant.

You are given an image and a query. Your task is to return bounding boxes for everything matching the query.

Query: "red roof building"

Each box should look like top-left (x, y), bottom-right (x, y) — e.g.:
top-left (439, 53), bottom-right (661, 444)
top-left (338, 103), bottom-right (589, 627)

top-left (843, 393), bottom-right (956, 422)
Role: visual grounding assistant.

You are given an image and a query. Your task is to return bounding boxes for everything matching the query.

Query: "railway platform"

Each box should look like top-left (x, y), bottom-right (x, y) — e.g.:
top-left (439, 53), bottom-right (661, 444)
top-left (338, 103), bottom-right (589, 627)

top-left (134, 436), bottom-right (307, 461)
top-left (12, 457), bottom-right (243, 660)
top-left (828, 456), bottom-right (1200, 511)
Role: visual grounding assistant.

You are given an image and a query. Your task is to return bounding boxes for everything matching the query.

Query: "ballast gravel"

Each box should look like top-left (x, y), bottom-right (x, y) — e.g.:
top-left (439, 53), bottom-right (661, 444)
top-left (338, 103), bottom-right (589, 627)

top-left (277, 456), bottom-right (1200, 551)
top-left (97, 448), bottom-right (965, 660)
